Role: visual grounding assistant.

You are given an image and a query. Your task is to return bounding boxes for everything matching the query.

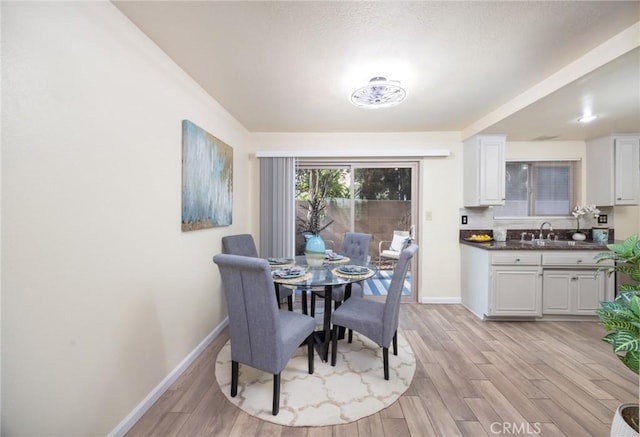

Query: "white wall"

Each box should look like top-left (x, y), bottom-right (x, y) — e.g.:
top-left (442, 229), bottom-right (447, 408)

top-left (614, 205), bottom-right (640, 239)
top-left (2, 2), bottom-right (250, 435)
top-left (248, 132), bottom-right (465, 302)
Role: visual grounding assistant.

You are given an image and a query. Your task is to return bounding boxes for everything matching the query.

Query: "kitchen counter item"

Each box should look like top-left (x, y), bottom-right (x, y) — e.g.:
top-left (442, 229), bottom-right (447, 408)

top-left (592, 227), bottom-right (609, 245)
top-left (493, 227), bottom-right (507, 242)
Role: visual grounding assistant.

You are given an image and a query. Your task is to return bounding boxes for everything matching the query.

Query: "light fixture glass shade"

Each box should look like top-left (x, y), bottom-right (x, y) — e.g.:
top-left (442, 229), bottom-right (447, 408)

top-left (350, 77), bottom-right (407, 109)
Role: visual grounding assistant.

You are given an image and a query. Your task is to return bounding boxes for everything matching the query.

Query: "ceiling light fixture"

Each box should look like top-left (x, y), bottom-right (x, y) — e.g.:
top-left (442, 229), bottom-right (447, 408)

top-left (350, 77), bottom-right (407, 109)
top-left (578, 114), bottom-right (598, 123)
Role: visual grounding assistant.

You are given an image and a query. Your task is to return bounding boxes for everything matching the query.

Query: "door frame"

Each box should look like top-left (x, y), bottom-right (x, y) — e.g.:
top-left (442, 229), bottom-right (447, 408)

top-left (296, 159), bottom-right (419, 302)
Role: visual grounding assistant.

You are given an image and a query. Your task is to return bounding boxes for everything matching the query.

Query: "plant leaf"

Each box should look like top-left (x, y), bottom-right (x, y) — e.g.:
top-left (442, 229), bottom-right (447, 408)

top-left (612, 330), bottom-right (640, 353)
top-left (621, 350), bottom-right (640, 374)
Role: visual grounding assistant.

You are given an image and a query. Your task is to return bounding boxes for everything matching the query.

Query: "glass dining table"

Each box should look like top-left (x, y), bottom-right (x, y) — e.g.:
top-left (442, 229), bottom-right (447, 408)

top-left (271, 255), bottom-right (377, 362)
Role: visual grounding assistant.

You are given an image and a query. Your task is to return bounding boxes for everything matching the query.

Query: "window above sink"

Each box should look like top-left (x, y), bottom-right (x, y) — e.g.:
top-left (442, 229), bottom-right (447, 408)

top-left (494, 160), bottom-right (579, 218)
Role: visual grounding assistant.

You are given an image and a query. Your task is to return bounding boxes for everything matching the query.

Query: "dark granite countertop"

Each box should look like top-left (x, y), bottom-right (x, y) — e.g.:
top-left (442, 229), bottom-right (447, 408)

top-left (459, 229), bottom-right (613, 250)
top-left (459, 239), bottom-right (608, 251)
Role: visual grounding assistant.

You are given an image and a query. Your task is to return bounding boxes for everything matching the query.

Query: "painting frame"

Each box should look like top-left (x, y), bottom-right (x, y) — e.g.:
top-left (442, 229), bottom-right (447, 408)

top-left (181, 120), bottom-right (233, 231)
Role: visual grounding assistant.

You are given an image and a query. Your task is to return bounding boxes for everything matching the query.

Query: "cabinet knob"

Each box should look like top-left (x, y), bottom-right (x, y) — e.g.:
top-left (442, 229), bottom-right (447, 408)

top-left (577, 259), bottom-right (582, 263)
top-left (515, 258), bottom-right (520, 262)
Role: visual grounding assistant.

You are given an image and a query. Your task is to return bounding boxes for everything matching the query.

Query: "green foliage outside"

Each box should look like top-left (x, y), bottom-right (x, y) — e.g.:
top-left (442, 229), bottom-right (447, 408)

top-left (295, 167), bottom-right (412, 236)
top-left (355, 168), bottom-right (411, 200)
top-left (296, 169), bottom-right (347, 235)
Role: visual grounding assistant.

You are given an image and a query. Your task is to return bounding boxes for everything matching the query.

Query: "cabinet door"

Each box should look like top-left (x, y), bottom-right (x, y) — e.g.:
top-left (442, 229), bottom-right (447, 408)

top-left (574, 271), bottom-right (605, 314)
top-left (543, 271), bottom-right (572, 314)
top-left (543, 269), bottom-right (606, 315)
top-left (479, 137), bottom-right (505, 205)
top-left (614, 136), bottom-right (640, 205)
top-left (491, 267), bottom-right (541, 316)
top-left (463, 135), bottom-right (505, 207)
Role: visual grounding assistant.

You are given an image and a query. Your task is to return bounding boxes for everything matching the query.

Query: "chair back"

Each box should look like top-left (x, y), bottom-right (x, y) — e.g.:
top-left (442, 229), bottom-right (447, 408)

top-left (222, 234), bottom-right (259, 257)
top-left (213, 253), bottom-right (284, 374)
top-left (341, 232), bottom-right (372, 263)
top-left (382, 244), bottom-right (418, 346)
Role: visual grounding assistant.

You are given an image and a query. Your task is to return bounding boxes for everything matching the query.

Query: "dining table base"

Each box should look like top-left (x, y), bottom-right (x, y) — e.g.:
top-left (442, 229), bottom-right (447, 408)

top-left (298, 284), bottom-right (351, 362)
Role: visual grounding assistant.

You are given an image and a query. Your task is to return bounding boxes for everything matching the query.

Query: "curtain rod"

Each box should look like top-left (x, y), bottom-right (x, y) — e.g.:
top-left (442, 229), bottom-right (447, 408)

top-left (255, 149), bottom-right (450, 158)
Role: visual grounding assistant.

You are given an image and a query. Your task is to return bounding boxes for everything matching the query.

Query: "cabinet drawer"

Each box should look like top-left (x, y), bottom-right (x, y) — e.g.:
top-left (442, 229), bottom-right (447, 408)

top-left (492, 253), bottom-right (540, 265)
top-left (542, 252), bottom-right (607, 267)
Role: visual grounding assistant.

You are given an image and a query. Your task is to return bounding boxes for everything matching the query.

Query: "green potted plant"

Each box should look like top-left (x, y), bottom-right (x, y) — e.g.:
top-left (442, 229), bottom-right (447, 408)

top-left (595, 234), bottom-right (640, 436)
top-left (295, 169), bottom-right (345, 255)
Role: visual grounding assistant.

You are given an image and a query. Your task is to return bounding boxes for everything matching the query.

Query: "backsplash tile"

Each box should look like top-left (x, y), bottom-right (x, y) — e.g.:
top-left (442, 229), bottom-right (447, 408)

top-left (459, 206), bottom-right (615, 242)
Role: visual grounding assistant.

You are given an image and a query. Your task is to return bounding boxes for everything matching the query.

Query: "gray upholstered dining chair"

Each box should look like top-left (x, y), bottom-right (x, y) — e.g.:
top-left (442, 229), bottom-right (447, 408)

top-left (330, 244), bottom-right (418, 380)
top-left (310, 232), bottom-right (372, 316)
top-left (222, 234), bottom-right (293, 311)
top-left (213, 253), bottom-right (315, 415)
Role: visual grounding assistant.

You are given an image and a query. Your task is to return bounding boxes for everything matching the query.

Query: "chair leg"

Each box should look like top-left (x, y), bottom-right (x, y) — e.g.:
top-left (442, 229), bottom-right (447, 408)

top-left (334, 300), bottom-right (347, 339)
top-left (383, 347), bottom-right (389, 380)
top-left (287, 295), bottom-right (293, 312)
top-left (307, 335), bottom-right (314, 374)
top-left (348, 328), bottom-right (353, 343)
top-left (231, 361), bottom-right (238, 397)
top-left (331, 324), bottom-right (340, 366)
top-left (275, 288), bottom-right (282, 309)
top-left (393, 330), bottom-right (398, 356)
top-left (272, 373), bottom-right (281, 415)
top-left (310, 292), bottom-right (316, 318)
top-left (301, 289), bottom-right (308, 315)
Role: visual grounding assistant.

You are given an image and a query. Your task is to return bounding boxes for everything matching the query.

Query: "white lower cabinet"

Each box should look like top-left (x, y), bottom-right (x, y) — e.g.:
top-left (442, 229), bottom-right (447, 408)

top-left (541, 251), bottom-right (612, 316)
top-left (542, 270), bottom-right (606, 315)
top-left (461, 245), bottom-right (614, 320)
top-left (491, 266), bottom-right (542, 316)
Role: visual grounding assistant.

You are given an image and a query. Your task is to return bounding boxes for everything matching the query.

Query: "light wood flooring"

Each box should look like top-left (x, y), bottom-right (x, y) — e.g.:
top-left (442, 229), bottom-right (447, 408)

top-left (126, 303), bottom-right (639, 436)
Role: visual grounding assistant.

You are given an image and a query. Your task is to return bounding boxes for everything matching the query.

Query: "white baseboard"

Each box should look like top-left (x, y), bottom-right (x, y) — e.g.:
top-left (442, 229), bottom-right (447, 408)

top-left (420, 296), bottom-right (462, 304)
top-left (108, 317), bottom-right (229, 437)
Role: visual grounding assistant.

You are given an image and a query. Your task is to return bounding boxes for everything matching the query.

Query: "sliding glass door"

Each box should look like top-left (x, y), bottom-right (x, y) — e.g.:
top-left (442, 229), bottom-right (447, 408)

top-left (296, 161), bottom-right (418, 299)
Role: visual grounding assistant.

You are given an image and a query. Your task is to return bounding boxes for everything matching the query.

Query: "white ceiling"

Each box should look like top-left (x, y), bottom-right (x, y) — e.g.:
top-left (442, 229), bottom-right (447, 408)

top-left (113, 1), bottom-right (640, 141)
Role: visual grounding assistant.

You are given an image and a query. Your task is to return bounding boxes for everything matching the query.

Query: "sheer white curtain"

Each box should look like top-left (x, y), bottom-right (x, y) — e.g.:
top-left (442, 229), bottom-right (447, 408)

top-left (259, 157), bottom-right (297, 258)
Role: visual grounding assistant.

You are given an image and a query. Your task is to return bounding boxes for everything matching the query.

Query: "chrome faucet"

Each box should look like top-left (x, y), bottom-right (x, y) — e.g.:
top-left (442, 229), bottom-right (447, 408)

top-left (539, 221), bottom-right (553, 240)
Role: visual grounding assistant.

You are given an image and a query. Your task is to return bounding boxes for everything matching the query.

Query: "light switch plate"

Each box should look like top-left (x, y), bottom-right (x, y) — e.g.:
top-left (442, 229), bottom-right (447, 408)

top-left (598, 214), bottom-right (608, 224)
top-left (461, 215), bottom-right (468, 225)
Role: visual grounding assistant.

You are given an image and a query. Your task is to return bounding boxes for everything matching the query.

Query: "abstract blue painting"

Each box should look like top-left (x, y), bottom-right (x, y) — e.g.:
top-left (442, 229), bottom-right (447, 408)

top-left (182, 120), bottom-right (233, 231)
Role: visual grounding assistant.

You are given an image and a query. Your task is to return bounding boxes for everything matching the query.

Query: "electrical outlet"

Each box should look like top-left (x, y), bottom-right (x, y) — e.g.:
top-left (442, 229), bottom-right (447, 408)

top-left (598, 214), bottom-right (608, 224)
top-left (461, 215), bottom-right (468, 225)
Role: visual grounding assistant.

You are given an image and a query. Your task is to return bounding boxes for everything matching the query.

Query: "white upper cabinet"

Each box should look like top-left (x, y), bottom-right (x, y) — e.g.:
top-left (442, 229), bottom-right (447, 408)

top-left (586, 134), bottom-right (640, 206)
top-left (463, 135), bottom-right (506, 207)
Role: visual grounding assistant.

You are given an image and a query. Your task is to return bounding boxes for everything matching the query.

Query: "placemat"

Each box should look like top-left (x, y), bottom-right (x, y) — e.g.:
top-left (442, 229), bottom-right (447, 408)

top-left (331, 267), bottom-right (374, 280)
top-left (272, 272), bottom-right (312, 285)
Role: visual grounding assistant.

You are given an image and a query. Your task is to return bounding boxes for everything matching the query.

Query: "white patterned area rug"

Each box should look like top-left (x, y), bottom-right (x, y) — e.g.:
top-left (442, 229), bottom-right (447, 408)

top-left (214, 331), bottom-right (416, 426)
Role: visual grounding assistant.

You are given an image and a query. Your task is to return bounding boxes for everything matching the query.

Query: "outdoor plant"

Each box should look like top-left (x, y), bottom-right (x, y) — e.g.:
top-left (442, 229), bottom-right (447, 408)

top-left (296, 169), bottom-right (346, 235)
top-left (594, 234), bottom-right (640, 433)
